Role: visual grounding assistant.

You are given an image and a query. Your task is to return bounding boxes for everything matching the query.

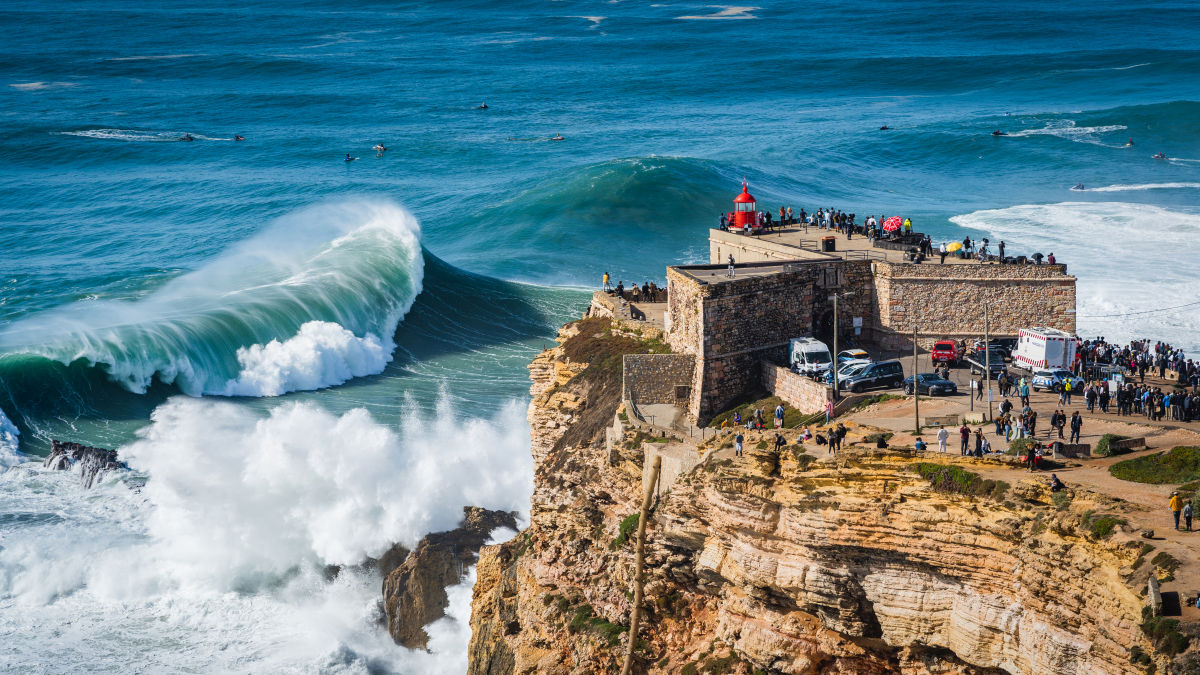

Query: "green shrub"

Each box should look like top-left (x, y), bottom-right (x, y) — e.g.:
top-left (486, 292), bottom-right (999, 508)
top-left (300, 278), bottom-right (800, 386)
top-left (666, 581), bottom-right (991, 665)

top-left (1142, 613), bottom-right (1191, 657)
top-left (754, 440), bottom-right (768, 450)
top-left (610, 513), bottom-right (639, 550)
top-left (681, 664), bottom-right (700, 675)
top-left (911, 463), bottom-right (1009, 500)
top-left (1008, 438), bottom-right (1034, 456)
top-left (1110, 447), bottom-right (1200, 484)
top-left (1080, 510), bottom-right (1126, 538)
top-left (863, 432), bottom-right (894, 445)
top-left (1151, 552), bottom-right (1181, 581)
top-left (1094, 434), bottom-right (1131, 457)
top-left (566, 603), bottom-right (629, 646)
top-left (1051, 490), bottom-right (1072, 510)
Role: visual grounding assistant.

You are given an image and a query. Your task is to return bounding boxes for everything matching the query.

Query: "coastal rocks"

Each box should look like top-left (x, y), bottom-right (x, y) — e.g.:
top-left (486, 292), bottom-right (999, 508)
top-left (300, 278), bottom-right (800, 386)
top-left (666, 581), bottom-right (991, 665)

top-left (42, 440), bottom-right (126, 488)
top-left (467, 313), bottom-right (1164, 675)
top-left (383, 506), bottom-right (517, 649)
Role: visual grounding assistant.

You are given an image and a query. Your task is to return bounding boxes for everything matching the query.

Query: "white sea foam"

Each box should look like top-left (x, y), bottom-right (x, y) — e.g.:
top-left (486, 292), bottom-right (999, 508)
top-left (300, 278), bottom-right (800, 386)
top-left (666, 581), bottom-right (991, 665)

top-left (219, 321), bottom-right (390, 396)
top-left (1086, 182), bottom-right (1200, 192)
top-left (1005, 120), bottom-right (1127, 146)
top-left (0, 394), bottom-right (533, 671)
top-left (677, 5), bottom-right (759, 20)
top-left (59, 128), bottom-right (225, 142)
top-left (9, 81), bottom-right (77, 91)
top-left (0, 408), bottom-right (21, 469)
top-left (107, 53), bottom-right (203, 61)
top-left (951, 202), bottom-right (1200, 352)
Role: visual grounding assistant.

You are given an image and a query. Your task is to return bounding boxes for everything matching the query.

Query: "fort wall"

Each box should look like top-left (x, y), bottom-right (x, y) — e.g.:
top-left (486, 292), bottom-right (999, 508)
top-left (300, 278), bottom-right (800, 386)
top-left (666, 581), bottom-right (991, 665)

top-left (761, 362), bottom-right (832, 413)
top-left (708, 228), bottom-right (831, 265)
top-left (621, 354), bottom-right (695, 406)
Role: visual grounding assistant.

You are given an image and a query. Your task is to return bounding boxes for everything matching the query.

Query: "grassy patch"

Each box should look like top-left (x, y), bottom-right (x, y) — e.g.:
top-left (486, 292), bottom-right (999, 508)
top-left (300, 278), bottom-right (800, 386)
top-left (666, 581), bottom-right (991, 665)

top-left (1110, 447), bottom-right (1200, 485)
top-left (911, 463), bottom-right (1009, 500)
top-left (1094, 433), bottom-right (1131, 458)
top-left (1151, 551), bottom-right (1181, 582)
top-left (707, 393), bottom-right (808, 429)
top-left (845, 393), bottom-right (903, 413)
top-left (567, 603), bottom-right (629, 647)
top-left (1080, 510), bottom-right (1126, 538)
top-left (1142, 608), bottom-right (1191, 657)
top-left (1051, 490), bottom-right (1072, 510)
top-left (1008, 438), bottom-right (1034, 456)
top-left (863, 432), bottom-right (894, 445)
top-left (610, 513), bottom-right (639, 550)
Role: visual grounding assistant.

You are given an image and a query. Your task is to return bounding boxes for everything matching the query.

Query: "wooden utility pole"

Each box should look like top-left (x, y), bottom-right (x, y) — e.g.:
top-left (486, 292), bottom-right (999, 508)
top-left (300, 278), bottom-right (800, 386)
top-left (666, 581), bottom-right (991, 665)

top-left (913, 323), bottom-right (919, 434)
top-left (985, 304), bottom-right (992, 421)
top-left (621, 456), bottom-right (662, 675)
top-left (831, 294), bottom-right (839, 399)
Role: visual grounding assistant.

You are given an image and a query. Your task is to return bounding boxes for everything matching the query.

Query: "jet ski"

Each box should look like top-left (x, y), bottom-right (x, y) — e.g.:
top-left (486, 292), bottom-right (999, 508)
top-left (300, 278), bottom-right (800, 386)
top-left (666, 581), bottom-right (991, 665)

top-left (1152, 152), bottom-right (1167, 160)
top-left (372, 144), bottom-right (386, 154)
top-left (180, 134), bottom-right (194, 142)
top-left (1069, 183), bottom-right (1085, 191)
top-left (990, 130), bottom-right (1006, 136)
top-left (879, 125), bottom-right (890, 130)
top-left (550, 134), bottom-right (564, 141)
top-left (234, 134), bottom-right (245, 142)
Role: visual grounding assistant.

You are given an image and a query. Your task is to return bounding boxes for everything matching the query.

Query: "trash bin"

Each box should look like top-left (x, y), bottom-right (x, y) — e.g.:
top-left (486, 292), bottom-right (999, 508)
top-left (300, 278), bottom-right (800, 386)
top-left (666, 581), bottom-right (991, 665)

top-left (821, 236), bottom-right (836, 252)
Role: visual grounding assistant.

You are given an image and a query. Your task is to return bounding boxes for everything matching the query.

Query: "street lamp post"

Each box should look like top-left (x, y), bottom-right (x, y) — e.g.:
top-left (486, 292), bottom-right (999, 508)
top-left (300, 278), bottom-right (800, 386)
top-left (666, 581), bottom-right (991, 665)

top-left (829, 291), bottom-right (856, 399)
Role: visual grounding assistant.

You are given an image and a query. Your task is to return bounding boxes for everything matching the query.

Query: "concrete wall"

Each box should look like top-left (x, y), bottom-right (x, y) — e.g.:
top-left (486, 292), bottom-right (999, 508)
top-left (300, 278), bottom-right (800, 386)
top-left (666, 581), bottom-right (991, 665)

top-left (622, 353), bottom-right (695, 406)
top-left (761, 362), bottom-right (832, 414)
top-left (708, 228), bottom-right (831, 265)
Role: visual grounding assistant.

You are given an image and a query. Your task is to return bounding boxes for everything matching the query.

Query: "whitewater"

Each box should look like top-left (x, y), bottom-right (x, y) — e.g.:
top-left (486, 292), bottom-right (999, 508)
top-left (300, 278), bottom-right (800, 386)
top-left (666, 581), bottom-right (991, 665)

top-left (2, 0), bottom-right (1199, 672)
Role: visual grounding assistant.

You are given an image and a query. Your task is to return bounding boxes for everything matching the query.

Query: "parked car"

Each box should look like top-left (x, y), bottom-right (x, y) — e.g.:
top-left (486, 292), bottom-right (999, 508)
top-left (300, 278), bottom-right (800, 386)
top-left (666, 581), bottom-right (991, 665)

top-left (1031, 369), bottom-right (1085, 393)
top-left (972, 338), bottom-right (1016, 360)
top-left (930, 340), bottom-right (963, 366)
top-left (840, 360), bottom-right (905, 393)
top-left (825, 361), bottom-right (869, 385)
top-left (965, 349), bottom-right (1009, 377)
top-left (903, 373), bottom-right (959, 396)
top-left (837, 348), bottom-right (872, 365)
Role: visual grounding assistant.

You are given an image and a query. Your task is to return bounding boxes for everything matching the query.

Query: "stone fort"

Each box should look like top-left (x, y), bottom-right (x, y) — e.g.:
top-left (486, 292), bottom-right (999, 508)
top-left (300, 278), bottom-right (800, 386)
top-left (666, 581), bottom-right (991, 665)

top-left (606, 224), bottom-right (1076, 425)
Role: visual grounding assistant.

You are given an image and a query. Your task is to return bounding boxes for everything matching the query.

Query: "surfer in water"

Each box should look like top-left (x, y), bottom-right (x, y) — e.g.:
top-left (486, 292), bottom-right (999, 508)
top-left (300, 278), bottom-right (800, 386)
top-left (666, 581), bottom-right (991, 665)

top-left (345, 153), bottom-right (357, 162)
top-left (1125, 137), bottom-right (1134, 147)
top-left (234, 134), bottom-right (245, 142)
top-left (373, 143), bottom-right (387, 155)
top-left (879, 125), bottom-right (890, 130)
top-left (479, 102), bottom-right (488, 109)
top-left (991, 129), bottom-right (1006, 136)
top-left (181, 133), bottom-right (194, 142)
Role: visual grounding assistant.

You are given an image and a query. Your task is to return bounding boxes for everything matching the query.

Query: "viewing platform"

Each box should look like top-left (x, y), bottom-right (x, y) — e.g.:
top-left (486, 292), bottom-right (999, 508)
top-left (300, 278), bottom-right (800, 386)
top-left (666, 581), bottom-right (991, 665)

top-left (711, 225), bottom-right (1003, 267)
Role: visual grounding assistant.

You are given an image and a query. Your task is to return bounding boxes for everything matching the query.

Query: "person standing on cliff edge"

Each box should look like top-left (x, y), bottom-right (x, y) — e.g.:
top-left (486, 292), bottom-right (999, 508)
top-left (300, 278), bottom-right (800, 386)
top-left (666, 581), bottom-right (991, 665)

top-left (959, 423), bottom-right (970, 455)
top-left (602, 271), bottom-right (610, 290)
top-left (735, 432), bottom-right (744, 457)
top-left (937, 425), bottom-right (949, 453)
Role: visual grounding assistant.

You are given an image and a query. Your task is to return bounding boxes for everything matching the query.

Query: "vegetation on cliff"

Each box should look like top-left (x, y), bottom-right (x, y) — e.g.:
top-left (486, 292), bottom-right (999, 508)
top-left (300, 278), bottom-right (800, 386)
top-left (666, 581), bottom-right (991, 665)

top-left (910, 462), bottom-right (1009, 499)
top-left (1109, 446), bottom-right (1200, 484)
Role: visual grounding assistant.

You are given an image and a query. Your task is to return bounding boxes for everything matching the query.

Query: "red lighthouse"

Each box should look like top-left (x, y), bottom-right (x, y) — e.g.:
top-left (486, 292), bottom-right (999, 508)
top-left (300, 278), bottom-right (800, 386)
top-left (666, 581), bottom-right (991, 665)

top-left (729, 182), bottom-right (759, 234)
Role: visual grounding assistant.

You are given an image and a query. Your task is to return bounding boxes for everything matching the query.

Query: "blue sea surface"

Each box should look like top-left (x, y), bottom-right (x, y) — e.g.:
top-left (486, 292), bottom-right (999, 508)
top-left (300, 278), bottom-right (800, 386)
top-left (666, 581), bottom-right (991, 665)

top-left (0, 1), bottom-right (1198, 671)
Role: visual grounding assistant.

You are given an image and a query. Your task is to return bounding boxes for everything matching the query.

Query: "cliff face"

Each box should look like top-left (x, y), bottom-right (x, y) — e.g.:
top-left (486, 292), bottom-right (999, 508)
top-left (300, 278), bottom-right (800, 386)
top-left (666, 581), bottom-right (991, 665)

top-left (468, 318), bottom-right (1158, 675)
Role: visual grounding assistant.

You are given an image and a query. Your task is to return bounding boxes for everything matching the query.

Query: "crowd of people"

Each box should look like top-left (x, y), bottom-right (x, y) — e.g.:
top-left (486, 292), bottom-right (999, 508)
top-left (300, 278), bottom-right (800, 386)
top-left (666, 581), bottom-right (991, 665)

top-left (602, 274), bottom-right (666, 303)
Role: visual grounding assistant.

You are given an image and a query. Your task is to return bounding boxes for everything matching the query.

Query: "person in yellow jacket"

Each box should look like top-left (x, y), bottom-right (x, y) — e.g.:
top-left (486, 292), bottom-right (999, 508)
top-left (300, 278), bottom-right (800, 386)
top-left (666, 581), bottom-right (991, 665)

top-left (1170, 491), bottom-right (1182, 529)
top-left (902, 217), bottom-right (912, 233)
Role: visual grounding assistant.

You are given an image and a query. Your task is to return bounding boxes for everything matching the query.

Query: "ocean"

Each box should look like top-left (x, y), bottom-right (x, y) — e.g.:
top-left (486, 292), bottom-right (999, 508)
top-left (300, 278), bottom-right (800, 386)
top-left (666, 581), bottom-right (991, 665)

top-left (1, 1), bottom-right (1198, 671)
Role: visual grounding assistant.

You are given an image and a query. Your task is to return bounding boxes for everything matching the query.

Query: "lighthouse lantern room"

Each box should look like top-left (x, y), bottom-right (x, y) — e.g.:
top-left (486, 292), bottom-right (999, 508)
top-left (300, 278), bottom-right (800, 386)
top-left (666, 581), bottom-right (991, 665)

top-left (730, 182), bottom-right (759, 234)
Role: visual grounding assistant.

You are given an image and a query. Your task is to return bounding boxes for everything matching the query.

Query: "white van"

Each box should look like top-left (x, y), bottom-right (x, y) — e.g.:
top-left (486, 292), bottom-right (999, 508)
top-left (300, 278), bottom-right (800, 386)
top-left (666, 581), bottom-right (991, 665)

top-left (1012, 327), bottom-right (1077, 372)
top-left (789, 338), bottom-right (833, 375)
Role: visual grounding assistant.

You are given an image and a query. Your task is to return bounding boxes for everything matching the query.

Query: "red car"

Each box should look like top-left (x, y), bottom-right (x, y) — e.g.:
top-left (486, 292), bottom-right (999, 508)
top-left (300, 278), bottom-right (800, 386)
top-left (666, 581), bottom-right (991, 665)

top-left (930, 340), bottom-right (962, 366)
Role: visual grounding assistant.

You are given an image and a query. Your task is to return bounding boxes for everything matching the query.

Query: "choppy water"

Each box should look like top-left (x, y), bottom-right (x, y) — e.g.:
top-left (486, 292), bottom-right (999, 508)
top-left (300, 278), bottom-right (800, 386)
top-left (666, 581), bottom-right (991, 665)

top-left (1, 1), bottom-right (1198, 672)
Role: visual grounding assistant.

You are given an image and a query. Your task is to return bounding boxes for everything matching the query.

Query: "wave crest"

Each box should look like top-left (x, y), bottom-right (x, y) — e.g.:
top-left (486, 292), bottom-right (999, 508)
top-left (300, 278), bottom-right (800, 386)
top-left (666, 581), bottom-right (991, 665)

top-left (0, 200), bottom-right (423, 397)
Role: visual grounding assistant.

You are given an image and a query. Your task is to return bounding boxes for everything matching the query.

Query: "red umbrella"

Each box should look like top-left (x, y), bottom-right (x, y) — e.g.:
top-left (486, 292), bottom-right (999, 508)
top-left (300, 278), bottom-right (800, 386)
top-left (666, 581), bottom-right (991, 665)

top-left (882, 216), bottom-right (902, 232)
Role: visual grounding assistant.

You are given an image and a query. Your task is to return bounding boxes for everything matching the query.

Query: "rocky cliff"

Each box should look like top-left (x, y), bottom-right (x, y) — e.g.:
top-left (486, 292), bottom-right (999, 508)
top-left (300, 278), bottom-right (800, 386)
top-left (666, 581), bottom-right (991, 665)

top-left (468, 317), bottom-right (1172, 674)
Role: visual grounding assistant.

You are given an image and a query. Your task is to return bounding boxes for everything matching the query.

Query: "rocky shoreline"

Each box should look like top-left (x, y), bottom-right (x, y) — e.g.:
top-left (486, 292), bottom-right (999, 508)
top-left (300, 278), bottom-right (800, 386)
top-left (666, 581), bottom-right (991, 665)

top-left (464, 314), bottom-right (1182, 675)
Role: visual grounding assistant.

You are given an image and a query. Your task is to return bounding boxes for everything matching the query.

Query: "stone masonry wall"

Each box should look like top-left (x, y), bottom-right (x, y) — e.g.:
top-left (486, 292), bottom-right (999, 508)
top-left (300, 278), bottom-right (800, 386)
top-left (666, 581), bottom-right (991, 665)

top-left (873, 260), bottom-right (1076, 351)
top-left (761, 362), bottom-right (832, 414)
top-left (708, 228), bottom-right (831, 265)
top-left (621, 354), bottom-right (695, 406)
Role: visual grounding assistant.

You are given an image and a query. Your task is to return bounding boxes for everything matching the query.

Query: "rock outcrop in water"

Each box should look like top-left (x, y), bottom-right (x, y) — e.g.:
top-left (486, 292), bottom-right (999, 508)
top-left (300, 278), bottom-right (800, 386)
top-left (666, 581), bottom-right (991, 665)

top-left (467, 317), bottom-right (1173, 674)
top-left (384, 506), bottom-right (517, 649)
top-left (43, 440), bottom-right (126, 488)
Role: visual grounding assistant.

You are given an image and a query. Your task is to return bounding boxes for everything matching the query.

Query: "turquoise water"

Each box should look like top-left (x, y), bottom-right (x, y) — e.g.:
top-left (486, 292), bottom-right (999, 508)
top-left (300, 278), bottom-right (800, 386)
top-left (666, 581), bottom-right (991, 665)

top-left (1, 1), bottom-right (1198, 671)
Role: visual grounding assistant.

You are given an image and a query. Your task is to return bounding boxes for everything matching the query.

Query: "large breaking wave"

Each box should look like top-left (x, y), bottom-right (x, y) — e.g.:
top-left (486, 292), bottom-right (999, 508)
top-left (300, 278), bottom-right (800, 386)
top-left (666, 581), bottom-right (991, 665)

top-left (0, 200), bottom-right (423, 398)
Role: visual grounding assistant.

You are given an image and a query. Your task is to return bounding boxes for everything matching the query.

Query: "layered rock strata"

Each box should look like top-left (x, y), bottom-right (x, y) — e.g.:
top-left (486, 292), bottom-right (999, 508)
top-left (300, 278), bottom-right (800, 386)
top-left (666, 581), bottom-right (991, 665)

top-left (384, 506), bottom-right (517, 649)
top-left (468, 317), bottom-right (1165, 674)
